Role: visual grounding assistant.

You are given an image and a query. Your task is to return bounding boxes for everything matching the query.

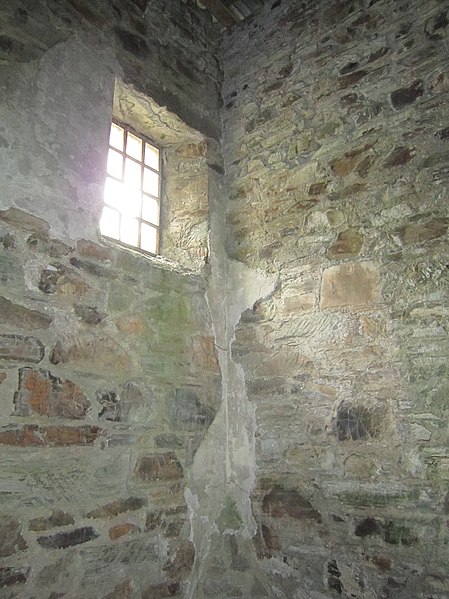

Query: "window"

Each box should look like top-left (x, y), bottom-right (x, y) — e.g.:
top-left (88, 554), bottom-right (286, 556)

top-left (100, 121), bottom-right (161, 255)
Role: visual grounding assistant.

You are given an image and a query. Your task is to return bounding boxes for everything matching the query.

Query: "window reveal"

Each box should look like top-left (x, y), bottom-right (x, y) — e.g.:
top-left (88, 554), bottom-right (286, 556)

top-left (100, 121), bottom-right (161, 255)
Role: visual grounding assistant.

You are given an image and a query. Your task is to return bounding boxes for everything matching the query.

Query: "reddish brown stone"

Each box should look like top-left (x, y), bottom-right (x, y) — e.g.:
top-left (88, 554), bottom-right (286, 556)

top-left (86, 497), bottom-right (146, 519)
top-left (262, 487), bottom-right (322, 522)
top-left (0, 517), bottom-right (27, 557)
top-left (175, 141), bottom-right (207, 158)
top-left (356, 155), bottom-right (374, 177)
top-left (371, 555), bottom-right (392, 570)
top-left (329, 154), bottom-right (358, 176)
top-left (135, 454), bottom-right (183, 482)
top-left (0, 207), bottom-right (49, 233)
top-left (0, 424), bottom-right (101, 447)
top-left (328, 229), bottom-right (363, 259)
top-left (383, 146), bottom-right (414, 168)
top-left (0, 296), bottom-right (52, 330)
top-left (77, 239), bottom-right (112, 262)
top-left (397, 218), bottom-right (448, 245)
top-left (0, 335), bottom-right (44, 363)
top-left (14, 368), bottom-right (90, 420)
top-left (109, 522), bottom-right (140, 540)
top-left (0, 566), bottom-right (30, 587)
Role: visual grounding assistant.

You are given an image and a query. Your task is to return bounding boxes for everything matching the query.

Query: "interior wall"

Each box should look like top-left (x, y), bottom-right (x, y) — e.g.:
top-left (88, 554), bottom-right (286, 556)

top-left (0, 1), bottom-right (224, 598)
top-left (222, 0), bottom-right (449, 597)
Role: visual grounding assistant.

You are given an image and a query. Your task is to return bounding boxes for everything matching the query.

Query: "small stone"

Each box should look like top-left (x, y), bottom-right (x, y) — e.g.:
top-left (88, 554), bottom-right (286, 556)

top-left (86, 497), bottom-right (146, 519)
top-left (0, 566), bottom-right (30, 587)
top-left (74, 304), bottom-right (107, 325)
top-left (0, 516), bottom-right (27, 557)
top-left (435, 126), bottom-right (449, 141)
top-left (0, 334), bottom-right (44, 363)
top-left (0, 370), bottom-right (6, 384)
top-left (97, 390), bottom-right (121, 422)
top-left (170, 389), bottom-right (215, 431)
top-left (27, 231), bottom-right (72, 258)
top-left (163, 539), bottom-right (195, 579)
top-left (383, 146), bottom-right (414, 167)
top-left (397, 218), bottom-right (448, 245)
top-left (328, 229), bottom-right (363, 259)
top-left (39, 264), bottom-right (89, 295)
top-left (262, 487), bottom-right (322, 522)
top-left (134, 453), bottom-right (183, 482)
top-left (109, 522), bottom-right (140, 541)
top-left (338, 69), bottom-right (368, 89)
top-left (0, 207), bottom-right (49, 233)
top-left (77, 239), bottom-right (112, 262)
top-left (0, 296), bottom-right (52, 330)
top-left (155, 434), bottom-right (184, 449)
top-left (355, 517), bottom-right (383, 537)
top-left (390, 80), bottom-right (424, 109)
top-left (37, 526), bottom-right (99, 549)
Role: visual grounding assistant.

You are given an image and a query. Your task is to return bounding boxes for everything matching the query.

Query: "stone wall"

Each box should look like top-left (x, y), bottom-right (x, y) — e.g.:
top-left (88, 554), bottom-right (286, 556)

top-left (0, 1), bottom-right (223, 598)
top-left (223, 0), bottom-right (449, 597)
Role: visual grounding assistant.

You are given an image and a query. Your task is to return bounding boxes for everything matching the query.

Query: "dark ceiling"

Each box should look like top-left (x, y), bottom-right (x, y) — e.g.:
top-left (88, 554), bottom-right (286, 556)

top-left (197, 0), bottom-right (265, 26)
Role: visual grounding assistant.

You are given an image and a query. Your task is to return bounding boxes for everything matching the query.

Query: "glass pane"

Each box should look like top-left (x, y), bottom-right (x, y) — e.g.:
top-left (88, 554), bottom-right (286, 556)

top-left (109, 123), bottom-right (124, 150)
top-left (124, 158), bottom-right (142, 188)
top-left (107, 148), bottom-right (123, 179)
top-left (145, 143), bottom-right (159, 170)
top-left (124, 186), bottom-right (142, 218)
top-left (104, 176), bottom-right (124, 211)
top-left (143, 168), bottom-right (159, 196)
top-left (120, 216), bottom-right (139, 246)
top-left (126, 132), bottom-right (142, 160)
top-left (100, 206), bottom-right (119, 240)
top-left (141, 223), bottom-right (158, 254)
top-left (142, 195), bottom-right (159, 225)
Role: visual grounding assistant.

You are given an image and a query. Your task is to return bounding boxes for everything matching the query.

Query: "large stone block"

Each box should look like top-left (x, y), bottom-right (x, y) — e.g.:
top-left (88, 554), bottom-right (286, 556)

top-left (320, 262), bottom-right (380, 308)
top-left (134, 454), bottom-right (183, 482)
top-left (0, 334), bottom-right (44, 363)
top-left (14, 368), bottom-right (90, 419)
top-left (0, 296), bottom-right (52, 330)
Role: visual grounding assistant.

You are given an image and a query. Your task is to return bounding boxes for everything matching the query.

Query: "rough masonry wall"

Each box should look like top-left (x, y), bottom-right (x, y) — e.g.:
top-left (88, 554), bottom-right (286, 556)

top-left (0, 1), bottom-right (223, 598)
top-left (223, 0), bottom-right (449, 597)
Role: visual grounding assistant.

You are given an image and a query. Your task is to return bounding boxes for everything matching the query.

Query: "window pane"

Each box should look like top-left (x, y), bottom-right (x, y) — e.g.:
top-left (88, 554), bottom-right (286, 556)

top-left (124, 186), bottom-right (142, 218)
top-left (145, 143), bottom-right (159, 170)
top-left (120, 216), bottom-right (139, 246)
top-left (143, 168), bottom-right (159, 196)
top-left (126, 132), bottom-right (142, 160)
top-left (109, 123), bottom-right (124, 150)
top-left (142, 195), bottom-right (159, 225)
top-left (107, 148), bottom-right (123, 179)
top-left (141, 223), bottom-right (158, 254)
top-left (124, 158), bottom-right (142, 188)
top-left (100, 206), bottom-right (119, 240)
top-left (104, 176), bottom-right (124, 211)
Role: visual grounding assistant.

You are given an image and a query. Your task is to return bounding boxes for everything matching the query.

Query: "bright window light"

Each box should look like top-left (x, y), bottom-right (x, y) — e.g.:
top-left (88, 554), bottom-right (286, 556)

top-left (100, 121), bottom-right (161, 255)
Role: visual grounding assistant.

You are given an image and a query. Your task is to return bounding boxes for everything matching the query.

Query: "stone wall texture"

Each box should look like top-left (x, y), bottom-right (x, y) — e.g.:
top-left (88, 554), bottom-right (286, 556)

top-left (0, 0), bottom-right (448, 597)
top-left (0, 1), bottom-right (222, 598)
top-left (223, 0), bottom-right (449, 597)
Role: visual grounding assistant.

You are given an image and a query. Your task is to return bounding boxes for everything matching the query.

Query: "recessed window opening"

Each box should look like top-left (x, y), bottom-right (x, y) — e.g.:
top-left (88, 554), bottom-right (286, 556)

top-left (100, 120), bottom-right (161, 255)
